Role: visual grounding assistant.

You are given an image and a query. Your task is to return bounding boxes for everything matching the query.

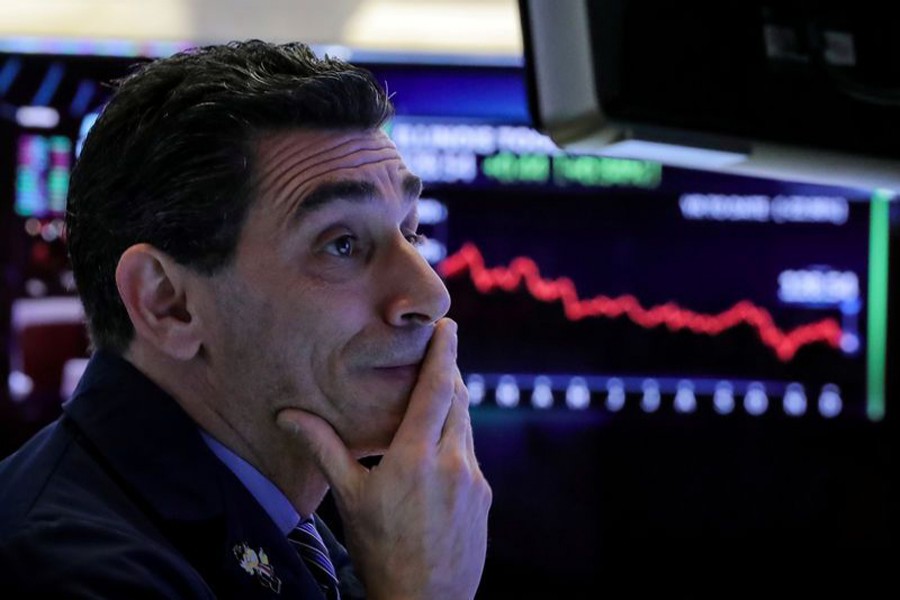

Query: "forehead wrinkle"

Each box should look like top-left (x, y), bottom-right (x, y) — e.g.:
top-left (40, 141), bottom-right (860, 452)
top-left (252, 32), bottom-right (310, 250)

top-left (292, 180), bottom-right (378, 222)
top-left (256, 143), bottom-right (314, 188)
top-left (255, 131), bottom-right (397, 185)
top-left (256, 135), bottom-right (354, 185)
top-left (257, 135), bottom-right (401, 203)
top-left (282, 165), bottom-right (420, 227)
top-left (263, 150), bottom-right (407, 219)
top-left (285, 159), bottom-right (417, 226)
top-left (256, 141), bottom-right (352, 191)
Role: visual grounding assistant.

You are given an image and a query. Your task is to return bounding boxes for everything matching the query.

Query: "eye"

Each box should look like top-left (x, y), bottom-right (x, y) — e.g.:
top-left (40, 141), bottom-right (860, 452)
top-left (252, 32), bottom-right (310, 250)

top-left (324, 234), bottom-right (357, 257)
top-left (405, 231), bottom-right (426, 246)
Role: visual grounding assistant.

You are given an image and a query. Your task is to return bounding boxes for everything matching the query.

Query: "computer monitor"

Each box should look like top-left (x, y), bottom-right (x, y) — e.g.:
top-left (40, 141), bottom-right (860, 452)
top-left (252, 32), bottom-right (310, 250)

top-left (519, 0), bottom-right (900, 191)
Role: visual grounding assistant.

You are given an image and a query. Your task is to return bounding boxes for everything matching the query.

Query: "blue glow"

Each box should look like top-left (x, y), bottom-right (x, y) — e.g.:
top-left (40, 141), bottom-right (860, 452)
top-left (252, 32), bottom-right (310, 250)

top-left (0, 37), bottom-right (43, 54)
top-left (640, 379), bottom-right (661, 413)
top-left (713, 382), bottom-right (735, 414)
top-left (783, 383), bottom-right (807, 416)
top-left (69, 80), bottom-right (96, 117)
top-left (0, 36), bottom-right (192, 58)
top-left (565, 377), bottom-right (590, 410)
top-left (462, 373), bottom-right (853, 419)
top-left (600, 140), bottom-right (747, 170)
top-left (744, 383), bottom-right (769, 416)
top-left (673, 381), bottom-right (697, 413)
top-left (76, 112), bottom-right (100, 158)
top-left (32, 62), bottom-right (65, 106)
top-left (496, 375), bottom-right (520, 408)
top-left (0, 57), bottom-right (23, 96)
top-left (531, 376), bottom-right (554, 409)
top-left (16, 106), bottom-right (59, 129)
top-left (466, 374), bottom-right (485, 406)
top-left (840, 333), bottom-right (860, 353)
top-left (818, 384), bottom-right (842, 418)
top-left (8, 371), bottom-right (34, 402)
top-left (417, 238), bottom-right (447, 264)
top-left (417, 198), bottom-right (448, 224)
top-left (370, 66), bottom-right (529, 124)
top-left (605, 378), bottom-right (626, 412)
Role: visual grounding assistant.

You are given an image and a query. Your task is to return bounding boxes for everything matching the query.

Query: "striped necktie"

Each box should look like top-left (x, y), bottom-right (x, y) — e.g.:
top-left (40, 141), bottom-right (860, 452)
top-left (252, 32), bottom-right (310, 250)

top-left (288, 519), bottom-right (341, 600)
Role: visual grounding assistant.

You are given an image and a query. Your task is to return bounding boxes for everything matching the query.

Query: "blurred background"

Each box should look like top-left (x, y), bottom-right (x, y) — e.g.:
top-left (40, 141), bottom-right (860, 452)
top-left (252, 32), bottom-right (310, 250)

top-left (0, 0), bottom-right (895, 594)
top-left (0, 0), bottom-right (523, 54)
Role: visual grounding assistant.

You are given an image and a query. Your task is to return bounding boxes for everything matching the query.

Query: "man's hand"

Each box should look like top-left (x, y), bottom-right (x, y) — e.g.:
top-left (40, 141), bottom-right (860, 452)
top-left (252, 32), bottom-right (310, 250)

top-left (277, 319), bottom-right (491, 600)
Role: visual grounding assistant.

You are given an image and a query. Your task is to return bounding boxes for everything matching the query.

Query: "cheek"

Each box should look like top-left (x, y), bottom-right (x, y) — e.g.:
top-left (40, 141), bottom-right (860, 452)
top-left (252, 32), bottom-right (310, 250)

top-left (303, 298), bottom-right (374, 395)
top-left (278, 278), bottom-right (397, 437)
top-left (304, 279), bottom-right (376, 350)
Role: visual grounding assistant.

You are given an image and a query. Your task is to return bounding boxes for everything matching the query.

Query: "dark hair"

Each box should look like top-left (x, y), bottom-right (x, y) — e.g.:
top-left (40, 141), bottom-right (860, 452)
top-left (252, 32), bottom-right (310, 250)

top-left (66, 40), bottom-right (394, 353)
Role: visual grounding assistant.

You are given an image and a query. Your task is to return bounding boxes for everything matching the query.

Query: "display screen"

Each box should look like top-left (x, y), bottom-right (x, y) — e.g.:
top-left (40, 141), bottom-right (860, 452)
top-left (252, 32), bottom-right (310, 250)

top-left (390, 118), bottom-right (887, 423)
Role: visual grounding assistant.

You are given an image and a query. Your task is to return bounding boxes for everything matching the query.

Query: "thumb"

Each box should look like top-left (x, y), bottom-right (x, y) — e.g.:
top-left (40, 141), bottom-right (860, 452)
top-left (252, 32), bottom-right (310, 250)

top-left (276, 408), bottom-right (363, 499)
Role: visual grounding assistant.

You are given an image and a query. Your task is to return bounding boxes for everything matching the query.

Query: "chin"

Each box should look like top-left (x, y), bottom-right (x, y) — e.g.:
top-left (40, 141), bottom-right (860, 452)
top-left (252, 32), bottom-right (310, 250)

top-left (349, 439), bottom-right (390, 459)
top-left (346, 414), bottom-right (404, 459)
top-left (337, 380), bottom-right (410, 455)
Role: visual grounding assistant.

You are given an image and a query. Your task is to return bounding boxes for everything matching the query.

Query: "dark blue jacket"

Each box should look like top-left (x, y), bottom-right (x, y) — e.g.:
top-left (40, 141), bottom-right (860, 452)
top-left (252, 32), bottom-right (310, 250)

top-left (0, 351), bottom-right (362, 599)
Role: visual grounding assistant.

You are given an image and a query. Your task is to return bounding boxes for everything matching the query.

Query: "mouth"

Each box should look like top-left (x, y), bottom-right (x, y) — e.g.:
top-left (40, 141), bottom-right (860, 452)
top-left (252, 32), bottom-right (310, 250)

top-left (371, 362), bottom-right (422, 383)
top-left (368, 332), bottom-right (432, 383)
top-left (373, 363), bottom-right (420, 375)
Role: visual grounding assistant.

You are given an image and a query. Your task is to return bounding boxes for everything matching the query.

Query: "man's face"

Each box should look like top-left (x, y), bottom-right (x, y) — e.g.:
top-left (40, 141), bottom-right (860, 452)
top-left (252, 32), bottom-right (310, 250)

top-left (199, 128), bottom-right (450, 458)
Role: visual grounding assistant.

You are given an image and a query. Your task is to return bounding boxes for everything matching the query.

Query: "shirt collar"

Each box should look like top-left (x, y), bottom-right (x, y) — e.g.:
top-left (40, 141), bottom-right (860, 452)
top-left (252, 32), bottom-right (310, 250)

top-left (200, 430), bottom-right (301, 535)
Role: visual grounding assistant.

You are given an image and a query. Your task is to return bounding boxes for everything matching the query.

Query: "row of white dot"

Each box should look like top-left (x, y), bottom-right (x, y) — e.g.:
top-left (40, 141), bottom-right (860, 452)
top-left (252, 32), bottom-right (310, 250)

top-left (466, 375), bottom-right (842, 418)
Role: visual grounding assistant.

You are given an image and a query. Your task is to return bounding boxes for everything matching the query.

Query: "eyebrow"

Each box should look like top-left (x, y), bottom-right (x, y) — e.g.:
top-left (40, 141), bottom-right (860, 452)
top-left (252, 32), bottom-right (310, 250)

top-left (292, 174), bottom-right (423, 222)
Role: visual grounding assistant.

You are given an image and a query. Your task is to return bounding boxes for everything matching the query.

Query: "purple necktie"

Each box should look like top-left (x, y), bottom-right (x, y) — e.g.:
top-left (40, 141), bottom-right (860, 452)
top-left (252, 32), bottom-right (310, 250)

top-left (288, 519), bottom-right (341, 600)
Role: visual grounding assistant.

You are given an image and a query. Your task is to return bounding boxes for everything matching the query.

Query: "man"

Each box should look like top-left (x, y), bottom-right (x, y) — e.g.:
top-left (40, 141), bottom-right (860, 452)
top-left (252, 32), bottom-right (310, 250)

top-left (0, 40), bottom-right (491, 599)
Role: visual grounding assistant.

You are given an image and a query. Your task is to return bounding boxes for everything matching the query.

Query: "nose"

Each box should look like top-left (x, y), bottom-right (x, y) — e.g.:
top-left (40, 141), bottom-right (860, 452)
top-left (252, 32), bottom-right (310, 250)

top-left (381, 237), bottom-right (451, 327)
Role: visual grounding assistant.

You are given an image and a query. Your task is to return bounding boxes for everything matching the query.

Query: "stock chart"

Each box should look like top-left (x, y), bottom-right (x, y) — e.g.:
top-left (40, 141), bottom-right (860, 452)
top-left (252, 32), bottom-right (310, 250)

top-left (392, 120), bottom-right (887, 422)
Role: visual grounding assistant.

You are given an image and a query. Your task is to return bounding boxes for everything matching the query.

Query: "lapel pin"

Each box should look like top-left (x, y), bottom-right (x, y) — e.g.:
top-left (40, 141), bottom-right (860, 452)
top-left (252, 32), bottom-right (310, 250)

top-left (234, 542), bottom-right (282, 594)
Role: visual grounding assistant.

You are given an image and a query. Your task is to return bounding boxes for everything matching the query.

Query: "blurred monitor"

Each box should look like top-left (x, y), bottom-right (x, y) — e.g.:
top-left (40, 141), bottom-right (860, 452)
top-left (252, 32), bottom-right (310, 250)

top-left (519, 0), bottom-right (900, 191)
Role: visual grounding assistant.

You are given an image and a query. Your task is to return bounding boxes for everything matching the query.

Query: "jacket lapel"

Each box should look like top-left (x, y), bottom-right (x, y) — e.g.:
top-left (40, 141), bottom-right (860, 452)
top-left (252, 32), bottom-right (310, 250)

top-left (63, 351), bottom-right (329, 599)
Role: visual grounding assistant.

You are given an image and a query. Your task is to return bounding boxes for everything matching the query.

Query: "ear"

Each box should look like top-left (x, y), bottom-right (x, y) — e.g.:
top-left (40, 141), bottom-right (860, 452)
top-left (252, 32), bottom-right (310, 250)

top-left (115, 243), bottom-right (203, 361)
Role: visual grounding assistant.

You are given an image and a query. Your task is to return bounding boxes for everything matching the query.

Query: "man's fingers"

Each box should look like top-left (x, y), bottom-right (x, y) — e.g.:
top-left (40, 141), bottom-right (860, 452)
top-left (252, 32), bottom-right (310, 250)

top-left (445, 376), bottom-right (482, 473)
top-left (391, 318), bottom-right (458, 450)
top-left (440, 375), bottom-right (472, 451)
top-left (457, 376), bottom-right (478, 463)
top-left (276, 408), bottom-right (364, 500)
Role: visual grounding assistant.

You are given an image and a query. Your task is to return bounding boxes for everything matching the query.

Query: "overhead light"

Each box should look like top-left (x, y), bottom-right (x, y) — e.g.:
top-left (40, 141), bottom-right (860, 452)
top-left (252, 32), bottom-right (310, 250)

top-left (597, 140), bottom-right (748, 171)
top-left (16, 105), bottom-right (60, 129)
top-left (344, 1), bottom-right (522, 54)
top-left (0, 0), bottom-right (190, 40)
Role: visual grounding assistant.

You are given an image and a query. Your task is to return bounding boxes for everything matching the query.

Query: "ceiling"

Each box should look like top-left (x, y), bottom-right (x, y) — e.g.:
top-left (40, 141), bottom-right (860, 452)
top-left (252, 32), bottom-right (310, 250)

top-left (0, 0), bottom-right (523, 56)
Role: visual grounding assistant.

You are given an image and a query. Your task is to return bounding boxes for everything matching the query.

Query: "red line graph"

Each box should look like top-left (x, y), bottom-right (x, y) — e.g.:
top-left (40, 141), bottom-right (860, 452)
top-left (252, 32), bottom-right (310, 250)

top-left (438, 243), bottom-right (843, 362)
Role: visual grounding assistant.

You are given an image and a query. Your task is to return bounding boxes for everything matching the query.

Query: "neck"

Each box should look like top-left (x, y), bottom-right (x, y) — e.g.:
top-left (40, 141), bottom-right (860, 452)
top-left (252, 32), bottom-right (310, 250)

top-left (124, 342), bottom-right (330, 517)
